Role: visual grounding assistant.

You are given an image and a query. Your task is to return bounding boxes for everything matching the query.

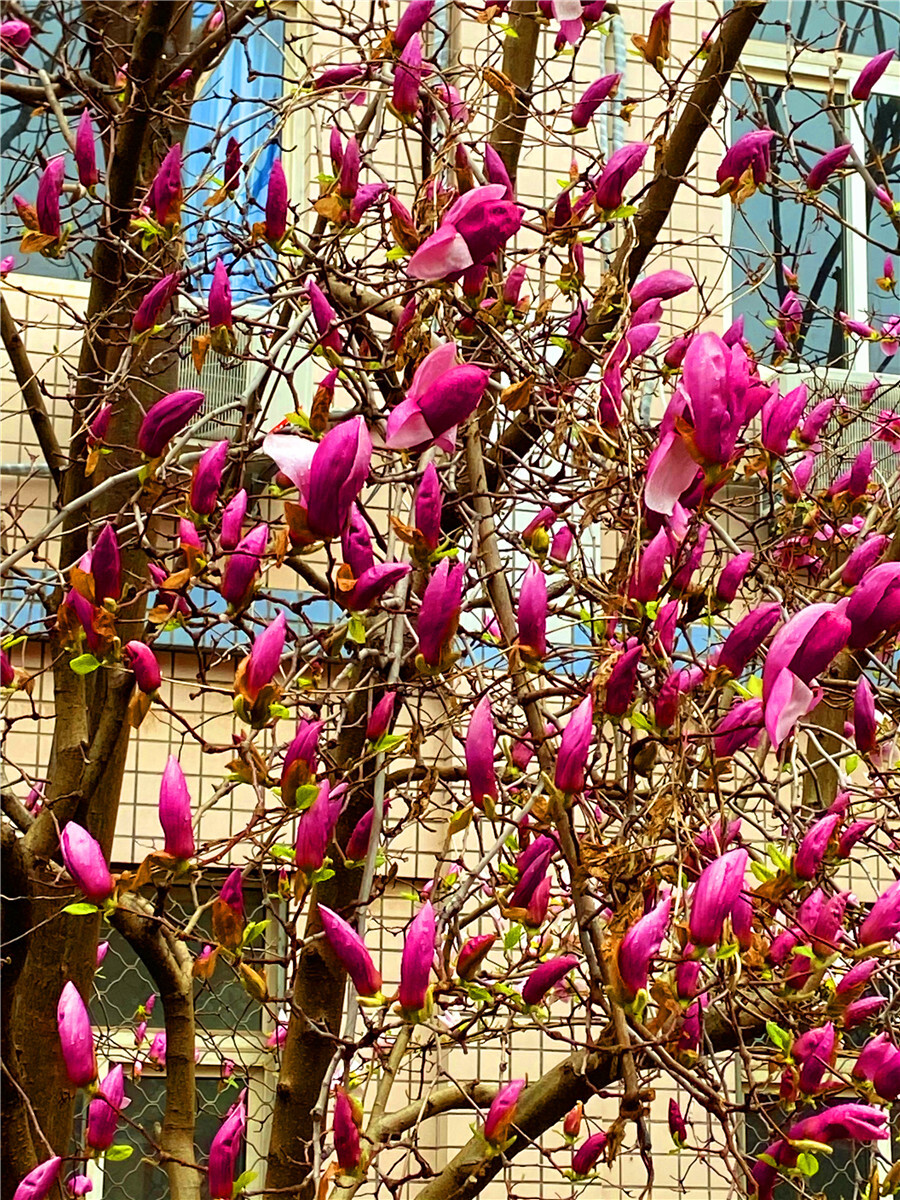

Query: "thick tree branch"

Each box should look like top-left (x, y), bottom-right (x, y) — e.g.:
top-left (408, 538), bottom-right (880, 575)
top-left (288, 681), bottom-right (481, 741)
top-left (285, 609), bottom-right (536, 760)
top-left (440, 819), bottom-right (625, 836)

top-left (414, 992), bottom-right (777, 1200)
top-left (487, 0), bottom-right (541, 187)
top-left (110, 900), bottom-right (200, 1200)
top-left (1, 296), bottom-right (65, 488)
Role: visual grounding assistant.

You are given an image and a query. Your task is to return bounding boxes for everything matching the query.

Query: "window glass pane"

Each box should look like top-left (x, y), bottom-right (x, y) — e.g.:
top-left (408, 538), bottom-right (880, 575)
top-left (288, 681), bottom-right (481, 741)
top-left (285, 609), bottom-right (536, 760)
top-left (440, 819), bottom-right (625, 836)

top-left (183, 11), bottom-right (285, 304)
top-left (76, 1073), bottom-right (247, 1200)
top-left (742, 0), bottom-right (899, 57)
top-left (730, 81), bottom-right (847, 368)
top-left (1, 2), bottom-right (84, 279)
top-left (96, 876), bottom-right (268, 1033)
top-left (865, 94), bottom-right (900, 376)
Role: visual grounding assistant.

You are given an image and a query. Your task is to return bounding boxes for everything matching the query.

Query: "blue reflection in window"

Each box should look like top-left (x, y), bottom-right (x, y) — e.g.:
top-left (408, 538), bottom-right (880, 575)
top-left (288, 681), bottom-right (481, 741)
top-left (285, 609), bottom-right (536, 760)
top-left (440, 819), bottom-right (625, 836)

top-left (182, 10), bottom-right (285, 304)
top-left (730, 80), bottom-right (847, 368)
top-left (738, 0), bottom-right (898, 57)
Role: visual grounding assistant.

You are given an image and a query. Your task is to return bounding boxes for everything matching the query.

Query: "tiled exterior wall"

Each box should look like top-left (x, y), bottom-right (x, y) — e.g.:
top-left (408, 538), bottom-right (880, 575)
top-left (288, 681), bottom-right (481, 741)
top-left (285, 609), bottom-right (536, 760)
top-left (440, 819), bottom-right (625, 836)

top-left (3, 4), bottom-right (895, 1198)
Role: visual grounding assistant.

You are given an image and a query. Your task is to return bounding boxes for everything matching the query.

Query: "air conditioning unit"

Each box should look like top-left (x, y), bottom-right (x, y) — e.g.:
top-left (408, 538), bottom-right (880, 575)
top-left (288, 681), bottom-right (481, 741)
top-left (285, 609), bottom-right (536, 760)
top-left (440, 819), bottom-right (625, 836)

top-left (177, 323), bottom-right (251, 442)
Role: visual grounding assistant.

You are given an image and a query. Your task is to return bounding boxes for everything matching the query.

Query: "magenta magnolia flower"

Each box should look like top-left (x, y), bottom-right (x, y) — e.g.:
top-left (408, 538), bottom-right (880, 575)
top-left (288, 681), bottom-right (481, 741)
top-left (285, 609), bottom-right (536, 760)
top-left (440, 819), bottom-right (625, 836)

top-left (668, 1099), bottom-right (687, 1146)
top-left (220, 488), bottom-right (248, 551)
top-left (793, 812), bottom-right (839, 880)
top-left (644, 332), bottom-right (766, 515)
top-left (223, 136), bottom-right (241, 192)
top-left (854, 675), bottom-right (878, 755)
top-left (593, 142), bottom-right (648, 210)
top-left (265, 159), bottom-right (288, 243)
top-left (281, 718), bottom-right (323, 803)
top-left (465, 695), bottom-right (497, 810)
top-left (483, 1079), bottom-right (525, 1144)
top-left (689, 848), bottom-right (748, 946)
top-left (146, 145), bottom-right (182, 226)
top-left (75, 110), bottom-right (99, 189)
top-left (333, 1087), bottom-right (361, 1171)
top-left (304, 417), bottom-right (372, 540)
top-left (36, 157), bottom-right (65, 239)
top-left (572, 1130), bottom-right (608, 1176)
top-left (1, 19), bottom-right (32, 49)
top-left (308, 280), bottom-right (342, 354)
top-left (132, 271), bottom-right (181, 336)
top-left (844, 996), bottom-right (886, 1028)
top-left (550, 524), bottom-right (573, 563)
top-left (851, 49), bottom-right (895, 101)
top-left (793, 1022), bottom-right (836, 1093)
top-left (716, 602), bottom-right (782, 678)
top-left (761, 383), bottom-right (808, 456)
top-left (319, 904), bottom-right (382, 997)
top-left (91, 522), bottom-right (121, 604)
top-left (630, 270), bottom-right (694, 309)
top-left (604, 642), bottom-right (642, 717)
top-left (716, 128), bottom-right (774, 196)
top-left (221, 523), bottom-right (269, 607)
top-left (457, 933), bottom-right (496, 981)
top-left (11, 1158), bottom-right (62, 1200)
top-left (483, 143), bottom-right (513, 197)
top-left (842, 534), bottom-right (889, 586)
top-left (398, 901), bottom-right (437, 1014)
top-left (853, 1032), bottom-right (896, 1083)
top-left (571, 72), bottom-right (621, 129)
top-left (859, 878), bottom-right (900, 946)
top-left (417, 558), bottom-right (465, 668)
top-left (716, 552), bottom-right (753, 604)
top-left (509, 837), bottom-right (555, 910)
top-left (86, 1064), bottom-right (127, 1151)
top-left (137, 388), bottom-right (204, 456)
top-left (60, 822), bottom-right (114, 905)
top-left (789, 1103), bottom-right (888, 1145)
top-left (57, 981), bottom-right (96, 1088)
top-left (345, 802), bottom-right (389, 861)
top-left (385, 342), bottom-right (490, 452)
top-left (159, 756), bottom-right (195, 860)
top-left (407, 184), bottom-right (523, 283)
top-left (414, 463), bottom-right (442, 552)
top-left (518, 562), bottom-right (547, 659)
top-left (762, 602), bottom-right (851, 746)
top-left (392, 32), bottom-right (422, 118)
top-left (190, 439), bottom-right (228, 515)
top-left (219, 867), bottom-right (244, 916)
top-left (806, 144), bottom-right (851, 191)
top-left (244, 611), bottom-right (287, 700)
top-left (555, 694), bottom-right (593, 793)
top-left (618, 893), bottom-right (672, 997)
top-left (521, 954), bottom-right (578, 1006)
top-left (208, 258), bottom-right (232, 330)
top-left (366, 692), bottom-right (397, 742)
top-left (629, 528), bottom-right (669, 603)
top-left (208, 1090), bottom-right (247, 1199)
top-left (847, 562), bottom-right (900, 648)
top-left (393, 0), bottom-right (433, 48)
top-left (295, 780), bottom-right (343, 874)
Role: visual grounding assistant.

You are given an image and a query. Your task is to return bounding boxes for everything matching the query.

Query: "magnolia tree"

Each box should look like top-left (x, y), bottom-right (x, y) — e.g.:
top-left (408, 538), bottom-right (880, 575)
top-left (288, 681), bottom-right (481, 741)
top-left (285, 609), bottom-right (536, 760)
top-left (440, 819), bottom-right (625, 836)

top-left (2, 1), bottom-right (900, 1198)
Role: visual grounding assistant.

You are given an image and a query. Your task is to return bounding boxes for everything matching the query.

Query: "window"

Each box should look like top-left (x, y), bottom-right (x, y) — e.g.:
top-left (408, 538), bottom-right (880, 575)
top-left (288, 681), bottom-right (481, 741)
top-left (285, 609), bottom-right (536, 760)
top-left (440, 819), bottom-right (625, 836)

top-left (743, 0), bottom-right (900, 59)
top-left (730, 80), bottom-right (848, 368)
top-left (76, 1071), bottom-right (249, 1200)
top-left (728, 3), bottom-right (900, 376)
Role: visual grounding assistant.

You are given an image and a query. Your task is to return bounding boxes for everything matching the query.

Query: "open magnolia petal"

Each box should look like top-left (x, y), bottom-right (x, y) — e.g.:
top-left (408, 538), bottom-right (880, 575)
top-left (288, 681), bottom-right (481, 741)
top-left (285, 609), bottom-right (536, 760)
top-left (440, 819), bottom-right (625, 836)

top-left (765, 668), bottom-right (818, 747)
top-left (408, 342), bottom-right (459, 403)
top-left (385, 399), bottom-right (435, 449)
top-left (407, 225), bottom-right (474, 281)
top-left (645, 431), bottom-right (699, 516)
top-left (262, 432), bottom-right (316, 499)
